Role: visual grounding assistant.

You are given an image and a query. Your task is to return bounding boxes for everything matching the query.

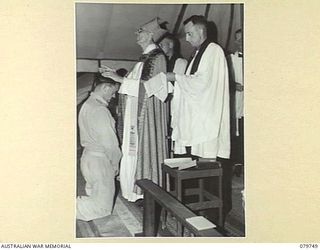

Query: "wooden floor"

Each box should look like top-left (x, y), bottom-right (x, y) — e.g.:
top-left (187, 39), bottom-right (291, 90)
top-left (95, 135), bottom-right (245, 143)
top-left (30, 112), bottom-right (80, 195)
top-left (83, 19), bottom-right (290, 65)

top-left (76, 165), bottom-right (245, 237)
top-left (76, 144), bottom-right (245, 237)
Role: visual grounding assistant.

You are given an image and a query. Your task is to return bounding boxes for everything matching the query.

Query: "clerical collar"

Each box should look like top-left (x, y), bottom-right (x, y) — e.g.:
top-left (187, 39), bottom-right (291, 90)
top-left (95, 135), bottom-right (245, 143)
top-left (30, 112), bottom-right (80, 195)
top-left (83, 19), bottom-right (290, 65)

top-left (90, 92), bottom-right (107, 105)
top-left (143, 43), bottom-right (157, 55)
top-left (187, 39), bottom-right (212, 74)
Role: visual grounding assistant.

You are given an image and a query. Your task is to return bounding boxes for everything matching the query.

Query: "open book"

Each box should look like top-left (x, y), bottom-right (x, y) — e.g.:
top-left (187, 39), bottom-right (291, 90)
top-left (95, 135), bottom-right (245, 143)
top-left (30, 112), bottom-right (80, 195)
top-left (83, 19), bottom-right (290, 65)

top-left (164, 158), bottom-right (196, 170)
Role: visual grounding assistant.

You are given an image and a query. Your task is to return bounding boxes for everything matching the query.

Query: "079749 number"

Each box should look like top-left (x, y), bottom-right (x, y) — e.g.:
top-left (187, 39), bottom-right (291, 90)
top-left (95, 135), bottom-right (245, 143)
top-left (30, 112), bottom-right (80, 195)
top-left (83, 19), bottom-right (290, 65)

top-left (300, 244), bottom-right (318, 248)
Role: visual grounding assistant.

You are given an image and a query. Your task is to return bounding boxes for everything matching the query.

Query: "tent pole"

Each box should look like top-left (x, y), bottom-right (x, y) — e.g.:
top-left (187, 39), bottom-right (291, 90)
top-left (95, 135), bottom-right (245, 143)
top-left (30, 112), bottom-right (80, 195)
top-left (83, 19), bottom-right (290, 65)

top-left (241, 4), bottom-right (244, 32)
top-left (204, 4), bottom-right (211, 19)
top-left (173, 4), bottom-right (188, 35)
top-left (225, 4), bottom-right (235, 52)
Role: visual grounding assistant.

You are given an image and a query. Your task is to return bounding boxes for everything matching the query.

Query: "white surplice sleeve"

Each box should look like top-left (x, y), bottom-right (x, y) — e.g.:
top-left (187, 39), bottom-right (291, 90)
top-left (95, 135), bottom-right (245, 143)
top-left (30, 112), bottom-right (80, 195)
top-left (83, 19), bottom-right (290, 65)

top-left (118, 62), bottom-right (144, 97)
top-left (143, 72), bottom-right (173, 102)
top-left (143, 58), bottom-right (187, 102)
top-left (173, 58), bottom-right (187, 74)
top-left (118, 77), bottom-right (140, 97)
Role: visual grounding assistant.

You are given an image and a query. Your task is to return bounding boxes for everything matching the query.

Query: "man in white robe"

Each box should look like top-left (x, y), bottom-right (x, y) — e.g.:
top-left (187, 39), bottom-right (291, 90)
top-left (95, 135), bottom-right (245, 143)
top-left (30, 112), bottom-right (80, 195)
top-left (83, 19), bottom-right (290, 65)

top-left (228, 29), bottom-right (244, 176)
top-left (77, 80), bottom-right (122, 221)
top-left (166, 15), bottom-right (232, 224)
top-left (167, 16), bottom-right (230, 160)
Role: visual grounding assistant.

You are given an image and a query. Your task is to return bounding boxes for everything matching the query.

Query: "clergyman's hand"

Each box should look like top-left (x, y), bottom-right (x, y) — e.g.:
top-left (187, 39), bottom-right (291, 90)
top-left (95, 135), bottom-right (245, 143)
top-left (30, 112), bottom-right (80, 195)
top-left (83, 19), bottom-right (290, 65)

top-left (235, 83), bottom-right (244, 91)
top-left (114, 167), bottom-right (119, 177)
top-left (115, 169), bottom-right (119, 176)
top-left (166, 72), bottom-right (176, 82)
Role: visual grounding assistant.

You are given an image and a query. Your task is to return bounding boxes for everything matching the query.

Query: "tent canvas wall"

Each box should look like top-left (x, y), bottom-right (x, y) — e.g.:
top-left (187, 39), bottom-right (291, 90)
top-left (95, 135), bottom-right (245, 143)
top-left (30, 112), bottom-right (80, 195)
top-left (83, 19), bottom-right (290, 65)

top-left (76, 3), bottom-right (243, 73)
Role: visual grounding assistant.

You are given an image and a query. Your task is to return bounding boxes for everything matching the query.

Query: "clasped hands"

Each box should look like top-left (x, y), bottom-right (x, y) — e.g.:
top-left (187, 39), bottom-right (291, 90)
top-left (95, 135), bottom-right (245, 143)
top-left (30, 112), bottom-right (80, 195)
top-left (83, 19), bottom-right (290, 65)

top-left (99, 65), bottom-right (123, 84)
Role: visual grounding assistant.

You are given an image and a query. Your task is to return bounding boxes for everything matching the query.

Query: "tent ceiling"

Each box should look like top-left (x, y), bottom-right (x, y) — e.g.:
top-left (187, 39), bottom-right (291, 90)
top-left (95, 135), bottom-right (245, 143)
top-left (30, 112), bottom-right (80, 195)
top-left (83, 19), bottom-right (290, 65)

top-left (76, 3), bottom-right (242, 60)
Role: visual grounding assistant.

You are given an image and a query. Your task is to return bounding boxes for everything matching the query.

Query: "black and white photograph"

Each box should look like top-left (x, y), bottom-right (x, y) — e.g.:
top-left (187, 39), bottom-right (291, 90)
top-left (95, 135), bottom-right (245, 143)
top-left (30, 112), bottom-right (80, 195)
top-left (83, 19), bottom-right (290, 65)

top-left (75, 3), bottom-right (244, 238)
top-left (2, 0), bottom-right (320, 246)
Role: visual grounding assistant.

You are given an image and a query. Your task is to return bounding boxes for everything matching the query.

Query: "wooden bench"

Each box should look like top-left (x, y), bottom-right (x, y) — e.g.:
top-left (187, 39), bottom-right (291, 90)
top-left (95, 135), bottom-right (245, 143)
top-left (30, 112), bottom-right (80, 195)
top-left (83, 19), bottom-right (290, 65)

top-left (136, 179), bottom-right (222, 237)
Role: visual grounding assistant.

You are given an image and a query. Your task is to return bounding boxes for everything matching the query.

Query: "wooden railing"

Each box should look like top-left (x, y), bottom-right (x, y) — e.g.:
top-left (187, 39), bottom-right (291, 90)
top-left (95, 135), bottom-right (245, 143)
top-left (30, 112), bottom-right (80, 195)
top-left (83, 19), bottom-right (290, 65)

top-left (136, 179), bottom-right (222, 237)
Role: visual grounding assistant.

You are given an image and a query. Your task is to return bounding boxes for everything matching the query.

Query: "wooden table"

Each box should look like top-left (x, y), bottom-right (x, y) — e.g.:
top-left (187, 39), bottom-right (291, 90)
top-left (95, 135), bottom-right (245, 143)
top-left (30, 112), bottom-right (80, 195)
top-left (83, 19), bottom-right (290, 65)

top-left (161, 161), bottom-right (223, 234)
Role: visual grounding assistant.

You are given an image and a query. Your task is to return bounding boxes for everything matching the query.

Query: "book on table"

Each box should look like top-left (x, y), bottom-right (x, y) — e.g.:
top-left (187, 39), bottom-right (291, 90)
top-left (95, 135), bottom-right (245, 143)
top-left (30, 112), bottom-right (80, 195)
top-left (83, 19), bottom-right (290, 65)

top-left (164, 158), bottom-right (197, 170)
top-left (186, 216), bottom-right (216, 230)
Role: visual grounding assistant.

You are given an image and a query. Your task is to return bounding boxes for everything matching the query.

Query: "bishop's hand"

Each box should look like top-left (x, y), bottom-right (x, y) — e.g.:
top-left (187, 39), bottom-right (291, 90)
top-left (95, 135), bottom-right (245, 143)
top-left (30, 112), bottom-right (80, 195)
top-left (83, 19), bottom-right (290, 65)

top-left (102, 71), bottom-right (124, 84)
top-left (99, 65), bottom-right (116, 73)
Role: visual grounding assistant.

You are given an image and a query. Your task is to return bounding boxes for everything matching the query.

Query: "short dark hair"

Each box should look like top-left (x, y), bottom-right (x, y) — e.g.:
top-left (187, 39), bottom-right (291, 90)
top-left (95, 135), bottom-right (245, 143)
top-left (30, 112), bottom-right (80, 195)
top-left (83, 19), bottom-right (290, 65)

top-left (92, 74), bottom-right (119, 92)
top-left (183, 15), bottom-right (208, 31)
top-left (94, 82), bottom-right (119, 94)
top-left (96, 74), bottom-right (116, 85)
